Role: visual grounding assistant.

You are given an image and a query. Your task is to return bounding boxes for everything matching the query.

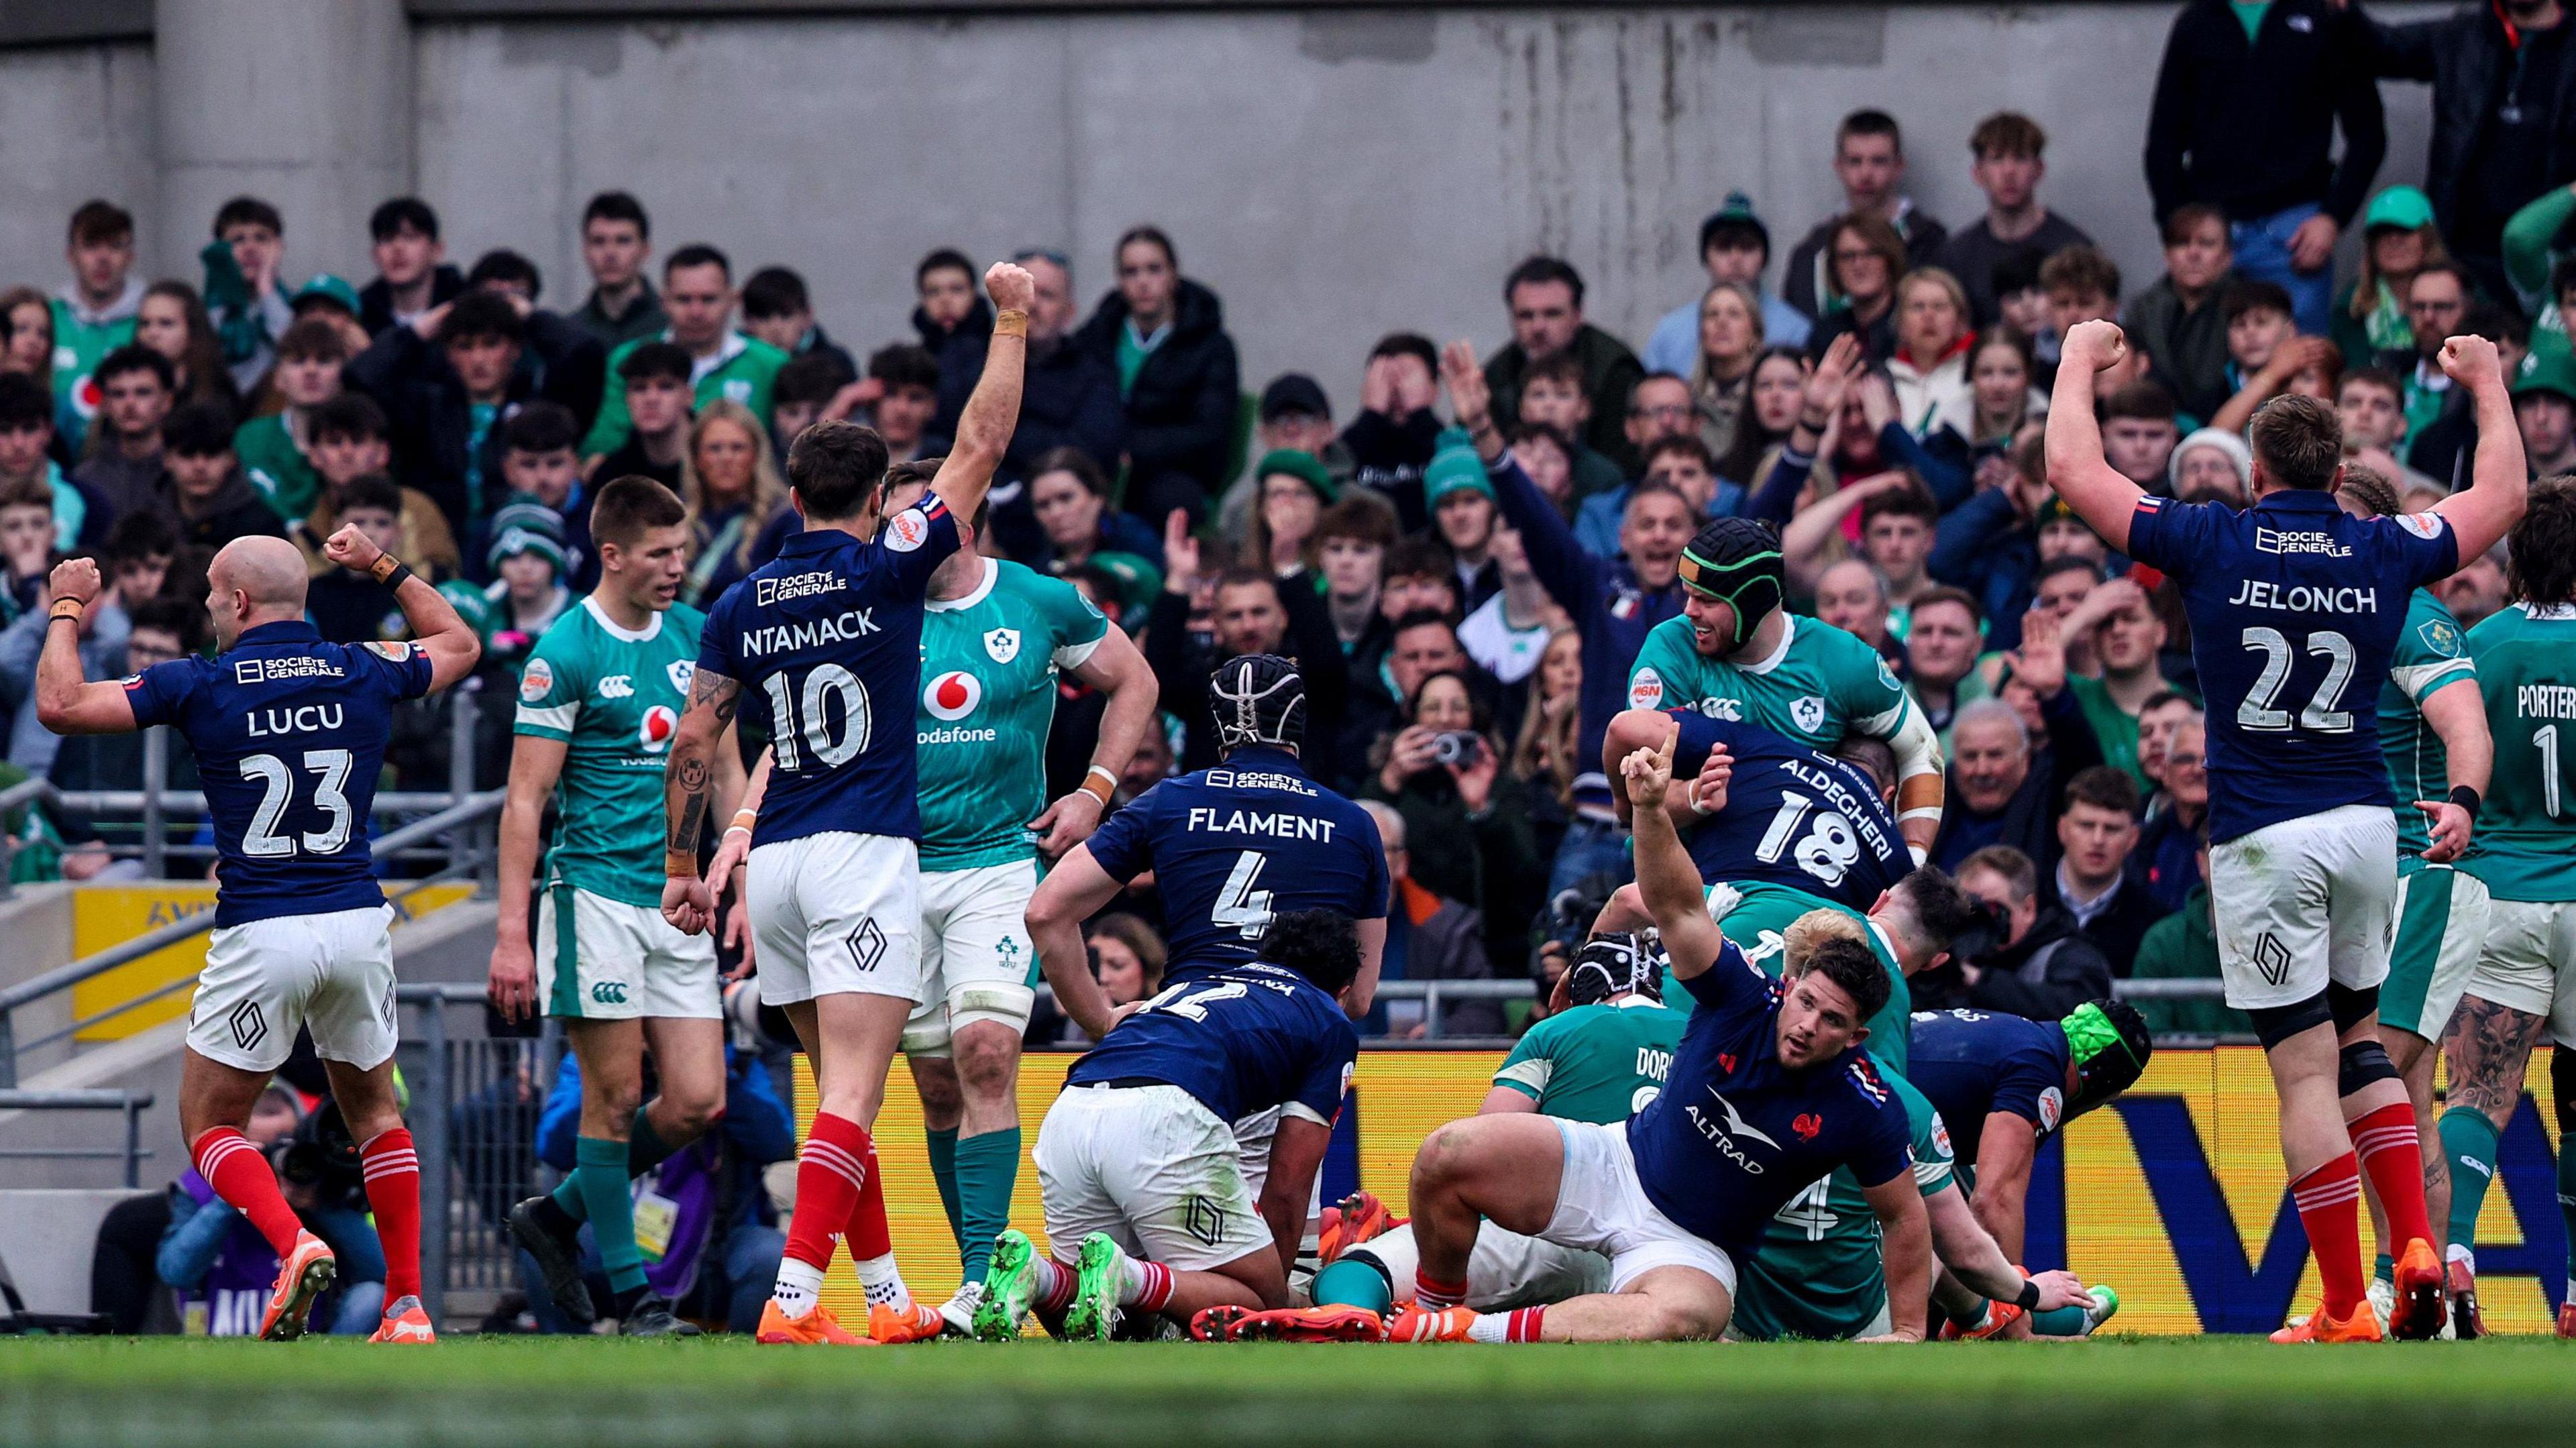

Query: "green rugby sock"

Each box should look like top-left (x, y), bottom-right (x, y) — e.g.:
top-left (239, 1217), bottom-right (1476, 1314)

top-left (574, 1135), bottom-right (649, 1293)
top-left (2373, 1252), bottom-right (2394, 1286)
top-left (926, 1126), bottom-right (963, 1244)
top-left (1311, 1258), bottom-right (1393, 1316)
top-left (2030, 1304), bottom-right (2088, 1337)
top-left (626, 1108), bottom-right (677, 1178)
top-left (2440, 1110), bottom-right (2503, 1254)
top-left (955, 1129), bottom-right (1020, 1280)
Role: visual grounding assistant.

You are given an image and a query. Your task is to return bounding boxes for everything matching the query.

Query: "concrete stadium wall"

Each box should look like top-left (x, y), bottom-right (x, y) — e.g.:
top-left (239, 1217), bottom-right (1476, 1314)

top-left (0, 4), bottom-right (2453, 420)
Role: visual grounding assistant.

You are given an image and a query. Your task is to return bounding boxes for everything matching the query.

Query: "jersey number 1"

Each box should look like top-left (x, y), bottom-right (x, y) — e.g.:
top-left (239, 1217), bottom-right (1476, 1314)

top-left (241, 749), bottom-right (355, 858)
top-left (761, 665), bottom-right (872, 771)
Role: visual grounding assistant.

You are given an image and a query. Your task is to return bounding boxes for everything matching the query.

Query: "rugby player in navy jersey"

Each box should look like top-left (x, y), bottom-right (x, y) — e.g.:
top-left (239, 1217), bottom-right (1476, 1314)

top-left (970, 909), bottom-right (1362, 1341)
top-left (1385, 731), bottom-right (1936, 1343)
top-left (2047, 319), bottom-right (2529, 1342)
top-left (36, 529), bottom-right (480, 1343)
top-left (1026, 653), bottom-right (1390, 1236)
top-left (657, 261), bottom-right (1034, 1346)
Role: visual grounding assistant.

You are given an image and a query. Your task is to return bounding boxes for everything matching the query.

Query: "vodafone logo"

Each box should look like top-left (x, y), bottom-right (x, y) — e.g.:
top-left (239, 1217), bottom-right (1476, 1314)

top-left (923, 670), bottom-right (981, 721)
top-left (639, 704), bottom-right (680, 752)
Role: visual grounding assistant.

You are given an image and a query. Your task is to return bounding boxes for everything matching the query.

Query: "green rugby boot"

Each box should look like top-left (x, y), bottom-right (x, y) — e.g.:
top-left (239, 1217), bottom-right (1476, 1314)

top-left (973, 1229), bottom-right (1039, 1342)
top-left (1061, 1232), bottom-right (1128, 1343)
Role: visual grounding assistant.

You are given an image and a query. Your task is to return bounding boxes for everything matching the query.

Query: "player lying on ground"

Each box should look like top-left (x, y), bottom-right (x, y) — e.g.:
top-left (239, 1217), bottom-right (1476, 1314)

top-left (489, 477), bottom-right (747, 1337)
top-left (38, 529), bottom-right (480, 1342)
top-left (971, 909), bottom-right (1363, 1341)
top-left (1904, 1003), bottom-right (2151, 1338)
top-left (2047, 319), bottom-right (2526, 1342)
top-left (660, 261), bottom-right (1035, 1347)
top-left (1381, 732), bottom-right (1941, 1343)
top-left (2332, 465), bottom-right (2495, 1335)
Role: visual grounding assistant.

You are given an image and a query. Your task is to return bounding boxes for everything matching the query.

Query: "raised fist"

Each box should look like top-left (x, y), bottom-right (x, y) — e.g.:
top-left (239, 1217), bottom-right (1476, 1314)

top-left (985, 262), bottom-right (1036, 314)
top-left (46, 556), bottom-right (101, 606)
top-left (322, 523), bottom-right (384, 573)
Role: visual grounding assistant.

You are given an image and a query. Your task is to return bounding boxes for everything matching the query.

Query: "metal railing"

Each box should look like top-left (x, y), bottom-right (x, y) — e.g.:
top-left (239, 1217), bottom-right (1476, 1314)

top-left (398, 983), bottom-right (551, 1328)
top-left (0, 789), bottom-right (504, 1089)
top-left (1, 687), bottom-right (484, 893)
top-left (0, 1089), bottom-right (153, 1186)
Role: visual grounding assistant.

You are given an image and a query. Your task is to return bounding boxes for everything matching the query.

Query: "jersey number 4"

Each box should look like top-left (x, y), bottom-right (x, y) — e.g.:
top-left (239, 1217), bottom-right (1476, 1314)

top-left (1213, 850), bottom-right (1276, 940)
top-left (1754, 790), bottom-right (1863, 887)
top-left (2237, 627), bottom-right (2356, 734)
top-left (761, 665), bottom-right (873, 772)
top-left (240, 749), bottom-right (355, 858)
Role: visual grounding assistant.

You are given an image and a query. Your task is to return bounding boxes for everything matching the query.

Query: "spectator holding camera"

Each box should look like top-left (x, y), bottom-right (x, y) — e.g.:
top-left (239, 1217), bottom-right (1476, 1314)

top-left (1940, 844), bottom-right (2115, 1021)
top-left (1366, 669), bottom-right (1542, 975)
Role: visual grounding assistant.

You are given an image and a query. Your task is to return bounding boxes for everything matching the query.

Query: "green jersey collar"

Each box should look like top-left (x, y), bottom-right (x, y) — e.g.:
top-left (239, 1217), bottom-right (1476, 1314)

top-left (926, 557), bottom-right (1000, 613)
top-left (582, 592), bottom-right (663, 644)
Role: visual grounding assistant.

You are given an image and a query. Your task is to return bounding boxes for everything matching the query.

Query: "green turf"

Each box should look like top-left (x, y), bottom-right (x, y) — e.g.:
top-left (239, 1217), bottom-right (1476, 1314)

top-left (3, 1335), bottom-right (2574, 1448)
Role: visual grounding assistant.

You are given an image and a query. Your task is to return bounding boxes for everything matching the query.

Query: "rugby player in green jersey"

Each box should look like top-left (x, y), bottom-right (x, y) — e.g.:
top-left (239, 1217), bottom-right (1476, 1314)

top-left (490, 477), bottom-right (748, 1335)
top-left (2437, 478), bottom-right (2576, 1340)
top-left (2336, 467), bottom-right (2495, 1335)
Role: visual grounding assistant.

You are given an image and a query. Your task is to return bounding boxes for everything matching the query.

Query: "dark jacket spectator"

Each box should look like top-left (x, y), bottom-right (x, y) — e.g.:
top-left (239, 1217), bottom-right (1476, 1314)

top-left (930, 333), bottom-right (1126, 492)
top-left (2121, 264), bottom-right (2237, 424)
top-left (916, 292), bottom-right (994, 374)
top-left (1144, 563), bottom-right (1350, 784)
top-left (1363, 671), bottom-right (1544, 978)
top-left (2046, 765), bottom-right (2169, 975)
top-left (1931, 691), bottom-right (2103, 877)
top-left (1362, 799), bottom-right (1508, 1038)
top-left (2145, 0), bottom-right (2387, 229)
top-left (1344, 408), bottom-right (1444, 536)
top-left (1927, 844), bottom-right (2116, 1021)
top-left (346, 302), bottom-right (605, 537)
top-left (2353, 1), bottom-right (2576, 280)
top-left (1485, 328), bottom-right (1646, 478)
top-left (154, 402), bottom-right (286, 552)
top-left (1073, 274), bottom-right (1241, 518)
top-left (358, 264), bottom-right (464, 339)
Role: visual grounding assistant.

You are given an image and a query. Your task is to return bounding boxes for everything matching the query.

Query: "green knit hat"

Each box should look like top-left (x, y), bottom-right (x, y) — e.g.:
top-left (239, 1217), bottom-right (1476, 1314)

top-left (485, 502), bottom-right (567, 576)
top-left (1255, 449), bottom-right (1336, 504)
top-left (1422, 427), bottom-right (1494, 506)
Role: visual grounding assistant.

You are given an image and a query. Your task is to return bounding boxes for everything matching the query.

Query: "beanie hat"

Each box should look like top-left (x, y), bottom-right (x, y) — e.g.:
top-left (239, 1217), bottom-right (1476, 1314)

top-left (1421, 427), bottom-right (1495, 506)
top-left (485, 502), bottom-right (568, 576)
top-left (1256, 449), bottom-right (1336, 504)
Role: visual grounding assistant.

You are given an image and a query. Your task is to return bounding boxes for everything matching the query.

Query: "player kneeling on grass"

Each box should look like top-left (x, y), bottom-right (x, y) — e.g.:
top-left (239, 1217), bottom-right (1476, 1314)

top-left (973, 909), bottom-right (1363, 1341)
top-left (1385, 733), bottom-right (1937, 1343)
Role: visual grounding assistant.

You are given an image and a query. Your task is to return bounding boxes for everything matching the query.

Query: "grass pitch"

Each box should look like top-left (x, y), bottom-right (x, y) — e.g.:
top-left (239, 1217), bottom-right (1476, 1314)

top-left (4, 1335), bottom-right (2574, 1448)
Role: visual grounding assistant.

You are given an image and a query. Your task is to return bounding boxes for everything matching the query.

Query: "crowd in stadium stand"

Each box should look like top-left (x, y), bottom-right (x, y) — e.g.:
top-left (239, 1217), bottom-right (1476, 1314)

top-left (11, 0), bottom-right (2575, 1077)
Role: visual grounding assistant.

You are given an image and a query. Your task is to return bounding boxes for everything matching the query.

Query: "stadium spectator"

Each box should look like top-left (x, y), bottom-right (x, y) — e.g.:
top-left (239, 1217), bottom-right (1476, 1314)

top-left (2352, 0), bottom-right (2576, 302)
top-left (2121, 205), bottom-right (2236, 421)
top-left (134, 280), bottom-right (238, 415)
top-left (676, 398), bottom-right (784, 608)
top-left (911, 248), bottom-right (992, 372)
top-left (1887, 268), bottom-right (1976, 435)
top-left (1315, 492), bottom-right (1397, 655)
top-left (349, 288), bottom-right (605, 542)
top-left (480, 504), bottom-right (572, 677)
top-left (2131, 714), bottom-right (2210, 913)
top-left (1071, 225), bottom-right (1240, 524)
top-left (42, 592), bottom-right (198, 876)
top-left (1366, 669), bottom-right (1540, 979)
top-left (1481, 257), bottom-right (1647, 474)
top-left (0, 479), bottom-right (55, 622)
top-left (0, 545), bottom-right (129, 772)
top-left (1941, 113), bottom-right (2096, 329)
top-left (1421, 434), bottom-right (1503, 611)
top-left (1645, 193), bottom-right (1813, 377)
top-left (587, 341), bottom-right (692, 496)
top-left (1507, 627), bottom-right (1583, 816)
top-left (154, 402), bottom-right (286, 551)
top-left (2127, 830), bottom-right (2239, 1037)
top-left (2051, 767), bottom-right (2166, 974)
top-left (523, 1044), bottom-right (792, 1335)
top-left (1146, 528), bottom-right (1348, 781)
top-left (357, 196), bottom-right (464, 337)
top-left (1680, 284), bottom-right (1766, 480)
top-left (295, 394), bottom-right (462, 579)
top-left (2434, 539), bottom-right (2511, 628)
top-left (74, 345), bottom-right (174, 522)
top-left (857, 343), bottom-right (943, 467)
top-left (2336, 367), bottom-right (2440, 494)
top-left (1342, 333), bottom-right (1444, 531)
top-left (1939, 843), bottom-right (2114, 1021)
top-left (2039, 243), bottom-right (2124, 378)
top-left (1930, 428), bottom-right (2050, 649)
top-left (50, 201), bottom-right (142, 457)
top-left (1513, 353), bottom-right (1627, 505)
top-left (1359, 798), bottom-right (1505, 1038)
top-left (2391, 261), bottom-right (2472, 440)
top-left (2057, 576), bottom-right (2167, 791)
top-left (570, 190), bottom-right (663, 349)
top-left (740, 264), bottom-right (855, 382)
top-left (1242, 449), bottom-right (1336, 580)
top-left (1915, 332), bottom-right (2045, 504)
top-left (2334, 186), bottom-right (2444, 367)
top-left (2145, 0), bottom-right (2385, 336)
top-left (1799, 215), bottom-right (1907, 364)
top-left (0, 372), bottom-right (105, 551)
top-left (763, 351), bottom-right (856, 465)
top-left (2168, 427), bottom-right (2253, 510)
top-left (2203, 283), bottom-right (2343, 435)
top-left (1570, 379), bottom-right (1722, 556)
top-left (1783, 110), bottom-right (1949, 321)
top-left (1811, 557), bottom-right (1896, 659)
top-left (2100, 382), bottom-right (2183, 494)
top-left (1020, 447), bottom-right (1163, 614)
top-left (582, 244), bottom-right (786, 460)
top-left (1032, 913), bottom-right (1169, 1048)
top-left (2514, 350), bottom-right (2576, 478)
top-left (1254, 374), bottom-right (1355, 491)
top-left (228, 320), bottom-right (351, 525)
top-left (929, 247), bottom-right (1123, 492)
top-left (1931, 617), bottom-right (2104, 876)
top-left (1905, 586), bottom-right (1989, 746)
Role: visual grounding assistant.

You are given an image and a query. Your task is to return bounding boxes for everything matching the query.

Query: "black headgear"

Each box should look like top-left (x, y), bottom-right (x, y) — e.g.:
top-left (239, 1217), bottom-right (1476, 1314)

top-left (1566, 932), bottom-right (1665, 1007)
top-left (2064, 999), bottom-right (2154, 1113)
top-left (1677, 518), bottom-right (1784, 647)
top-left (1209, 653), bottom-right (1307, 752)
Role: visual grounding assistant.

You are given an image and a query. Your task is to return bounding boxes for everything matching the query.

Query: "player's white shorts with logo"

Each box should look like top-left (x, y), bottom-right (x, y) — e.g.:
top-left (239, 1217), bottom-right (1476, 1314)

top-left (1348, 1220), bottom-right (1611, 1311)
top-left (1544, 1118), bottom-right (1738, 1295)
top-left (2209, 803), bottom-right (2397, 1011)
top-left (902, 859), bottom-right (1038, 1056)
top-left (745, 832), bottom-right (923, 1007)
top-left (189, 904), bottom-right (397, 1074)
top-left (1230, 1105), bottom-right (1326, 1221)
top-left (536, 884), bottom-right (719, 1021)
top-left (1034, 1082), bottom-right (1270, 1272)
top-left (2465, 899), bottom-right (2576, 1046)
top-left (2381, 864), bottom-right (2491, 1040)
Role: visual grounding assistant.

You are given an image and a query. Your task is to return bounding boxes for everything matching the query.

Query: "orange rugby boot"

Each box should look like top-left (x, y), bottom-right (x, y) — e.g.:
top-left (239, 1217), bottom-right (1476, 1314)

top-left (757, 1300), bottom-right (867, 1345)
top-left (2269, 1302), bottom-right (2385, 1343)
top-left (258, 1232), bottom-right (338, 1341)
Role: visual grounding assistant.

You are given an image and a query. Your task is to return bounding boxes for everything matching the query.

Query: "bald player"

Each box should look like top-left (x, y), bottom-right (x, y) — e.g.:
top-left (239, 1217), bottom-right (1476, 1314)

top-left (36, 529), bottom-right (480, 1343)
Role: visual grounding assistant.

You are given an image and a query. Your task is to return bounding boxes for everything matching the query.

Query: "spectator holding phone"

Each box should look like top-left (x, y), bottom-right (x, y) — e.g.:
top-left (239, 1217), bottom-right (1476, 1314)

top-left (1366, 668), bottom-right (1543, 975)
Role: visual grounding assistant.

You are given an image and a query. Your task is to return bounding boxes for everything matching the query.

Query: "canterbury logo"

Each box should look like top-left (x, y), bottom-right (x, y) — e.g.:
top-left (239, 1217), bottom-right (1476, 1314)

top-left (1713, 1093), bottom-right (1781, 1150)
top-left (590, 981), bottom-right (629, 1005)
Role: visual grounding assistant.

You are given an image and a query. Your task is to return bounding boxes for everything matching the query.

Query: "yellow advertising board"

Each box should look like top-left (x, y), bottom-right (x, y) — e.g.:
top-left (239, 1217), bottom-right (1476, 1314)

top-left (68, 883), bottom-right (474, 1040)
top-left (806, 1046), bottom-right (2568, 1335)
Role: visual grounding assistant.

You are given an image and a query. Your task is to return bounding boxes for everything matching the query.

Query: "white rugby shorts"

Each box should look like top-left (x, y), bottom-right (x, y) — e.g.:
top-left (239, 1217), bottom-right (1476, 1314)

top-left (2465, 899), bottom-right (2576, 1047)
top-left (536, 885), bottom-right (720, 1021)
top-left (902, 858), bottom-right (1040, 1056)
top-left (1035, 1082), bottom-right (1270, 1273)
top-left (189, 905), bottom-right (398, 1074)
top-left (1544, 1118), bottom-right (1738, 1295)
top-left (744, 832), bottom-right (923, 1007)
top-left (2208, 803), bottom-right (2397, 1011)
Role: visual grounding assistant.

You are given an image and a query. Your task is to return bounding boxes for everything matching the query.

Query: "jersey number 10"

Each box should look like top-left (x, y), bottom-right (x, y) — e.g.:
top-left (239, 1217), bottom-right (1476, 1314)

top-left (761, 665), bottom-right (873, 772)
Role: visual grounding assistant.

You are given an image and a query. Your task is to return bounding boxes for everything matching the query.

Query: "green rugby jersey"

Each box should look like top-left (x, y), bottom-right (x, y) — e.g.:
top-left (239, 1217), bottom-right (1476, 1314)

top-left (2464, 602), bottom-right (2576, 902)
top-left (916, 558), bottom-right (1110, 871)
top-left (513, 596), bottom-right (706, 908)
top-left (1625, 613), bottom-right (1923, 755)
top-left (1490, 997), bottom-right (1687, 1124)
top-left (2379, 589), bottom-right (2479, 864)
top-left (1732, 1070), bottom-right (1953, 1341)
top-left (1705, 878), bottom-right (1912, 1074)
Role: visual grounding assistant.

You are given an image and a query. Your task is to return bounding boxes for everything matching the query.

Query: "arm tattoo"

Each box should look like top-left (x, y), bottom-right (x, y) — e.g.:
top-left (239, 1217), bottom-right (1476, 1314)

top-left (670, 756), bottom-right (710, 852)
top-left (689, 669), bottom-right (742, 728)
